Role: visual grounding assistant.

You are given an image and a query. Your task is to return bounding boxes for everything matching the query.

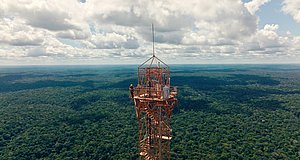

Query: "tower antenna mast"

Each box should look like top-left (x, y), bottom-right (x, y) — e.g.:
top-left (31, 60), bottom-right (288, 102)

top-left (152, 23), bottom-right (155, 57)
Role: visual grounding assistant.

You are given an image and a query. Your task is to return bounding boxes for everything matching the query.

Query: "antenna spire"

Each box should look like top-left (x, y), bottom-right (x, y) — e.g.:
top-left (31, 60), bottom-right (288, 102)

top-left (152, 24), bottom-right (155, 57)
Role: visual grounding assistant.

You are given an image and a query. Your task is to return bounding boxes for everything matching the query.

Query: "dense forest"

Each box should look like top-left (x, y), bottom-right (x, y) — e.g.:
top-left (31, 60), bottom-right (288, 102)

top-left (0, 64), bottom-right (299, 159)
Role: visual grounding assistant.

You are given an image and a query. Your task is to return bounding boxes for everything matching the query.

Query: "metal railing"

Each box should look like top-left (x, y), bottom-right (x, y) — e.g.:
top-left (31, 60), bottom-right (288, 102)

top-left (134, 86), bottom-right (177, 99)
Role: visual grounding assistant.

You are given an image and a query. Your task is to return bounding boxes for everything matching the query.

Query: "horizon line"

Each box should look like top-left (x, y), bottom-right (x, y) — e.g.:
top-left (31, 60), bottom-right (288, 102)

top-left (0, 63), bottom-right (300, 67)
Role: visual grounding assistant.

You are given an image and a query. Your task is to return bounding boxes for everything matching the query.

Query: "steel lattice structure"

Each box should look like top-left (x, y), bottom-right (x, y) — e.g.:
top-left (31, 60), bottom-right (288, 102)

top-left (133, 55), bottom-right (177, 160)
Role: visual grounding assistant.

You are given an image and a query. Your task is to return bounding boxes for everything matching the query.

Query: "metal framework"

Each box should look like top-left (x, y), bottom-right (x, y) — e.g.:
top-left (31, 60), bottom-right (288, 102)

top-left (133, 54), bottom-right (177, 160)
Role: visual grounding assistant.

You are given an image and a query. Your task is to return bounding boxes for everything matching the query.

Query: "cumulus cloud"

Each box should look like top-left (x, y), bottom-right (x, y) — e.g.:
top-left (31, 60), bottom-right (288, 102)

top-left (0, 18), bottom-right (44, 46)
top-left (88, 32), bottom-right (139, 49)
top-left (56, 30), bottom-right (90, 40)
top-left (27, 47), bottom-right (48, 57)
top-left (26, 46), bottom-right (67, 57)
top-left (282, 0), bottom-right (300, 23)
top-left (91, 0), bottom-right (257, 45)
top-left (239, 23), bottom-right (297, 61)
top-left (0, 0), bottom-right (299, 64)
top-left (4, 1), bottom-right (80, 31)
top-left (245, 0), bottom-right (271, 15)
top-left (178, 1), bottom-right (257, 46)
top-left (256, 24), bottom-right (281, 48)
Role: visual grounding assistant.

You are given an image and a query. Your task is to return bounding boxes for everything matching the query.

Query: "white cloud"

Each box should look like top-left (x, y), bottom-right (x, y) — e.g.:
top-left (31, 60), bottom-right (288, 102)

top-left (88, 32), bottom-right (139, 49)
top-left (244, 0), bottom-right (272, 15)
top-left (27, 47), bottom-right (48, 57)
top-left (282, 0), bottom-right (300, 23)
top-left (89, 0), bottom-right (257, 45)
top-left (0, 0), bottom-right (299, 64)
top-left (256, 24), bottom-right (281, 48)
top-left (56, 30), bottom-right (90, 40)
top-left (4, 1), bottom-right (76, 30)
top-left (290, 37), bottom-right (300, 52)
top-left (0, 18), bottom-right (44, 46)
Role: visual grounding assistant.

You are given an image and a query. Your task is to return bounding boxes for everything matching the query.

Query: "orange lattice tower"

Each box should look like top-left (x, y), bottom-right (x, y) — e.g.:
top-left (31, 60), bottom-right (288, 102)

top-left (132, 25), bottom-right (177, 160)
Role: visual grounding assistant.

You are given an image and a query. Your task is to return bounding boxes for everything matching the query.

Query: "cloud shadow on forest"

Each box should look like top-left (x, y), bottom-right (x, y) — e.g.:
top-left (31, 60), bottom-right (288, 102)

top-left (94, 74), bottom-right (290, 115)
top-left (172, 74), bottom-right (289, 115)
top-left (0, 80), bottom-right (95, 93)
top-left (63, 112), bottom-right (108, 125)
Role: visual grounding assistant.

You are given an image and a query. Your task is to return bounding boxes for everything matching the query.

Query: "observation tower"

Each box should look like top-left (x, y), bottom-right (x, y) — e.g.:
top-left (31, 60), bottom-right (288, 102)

top-left (131, 25), bottom-right (178, 160)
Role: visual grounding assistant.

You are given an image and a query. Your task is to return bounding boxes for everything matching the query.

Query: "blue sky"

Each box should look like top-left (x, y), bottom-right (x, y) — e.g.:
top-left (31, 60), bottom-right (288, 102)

top-left (255, 0), bottom-right (300, 35)
top-left (0, 0), bottom-right (299, 65)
